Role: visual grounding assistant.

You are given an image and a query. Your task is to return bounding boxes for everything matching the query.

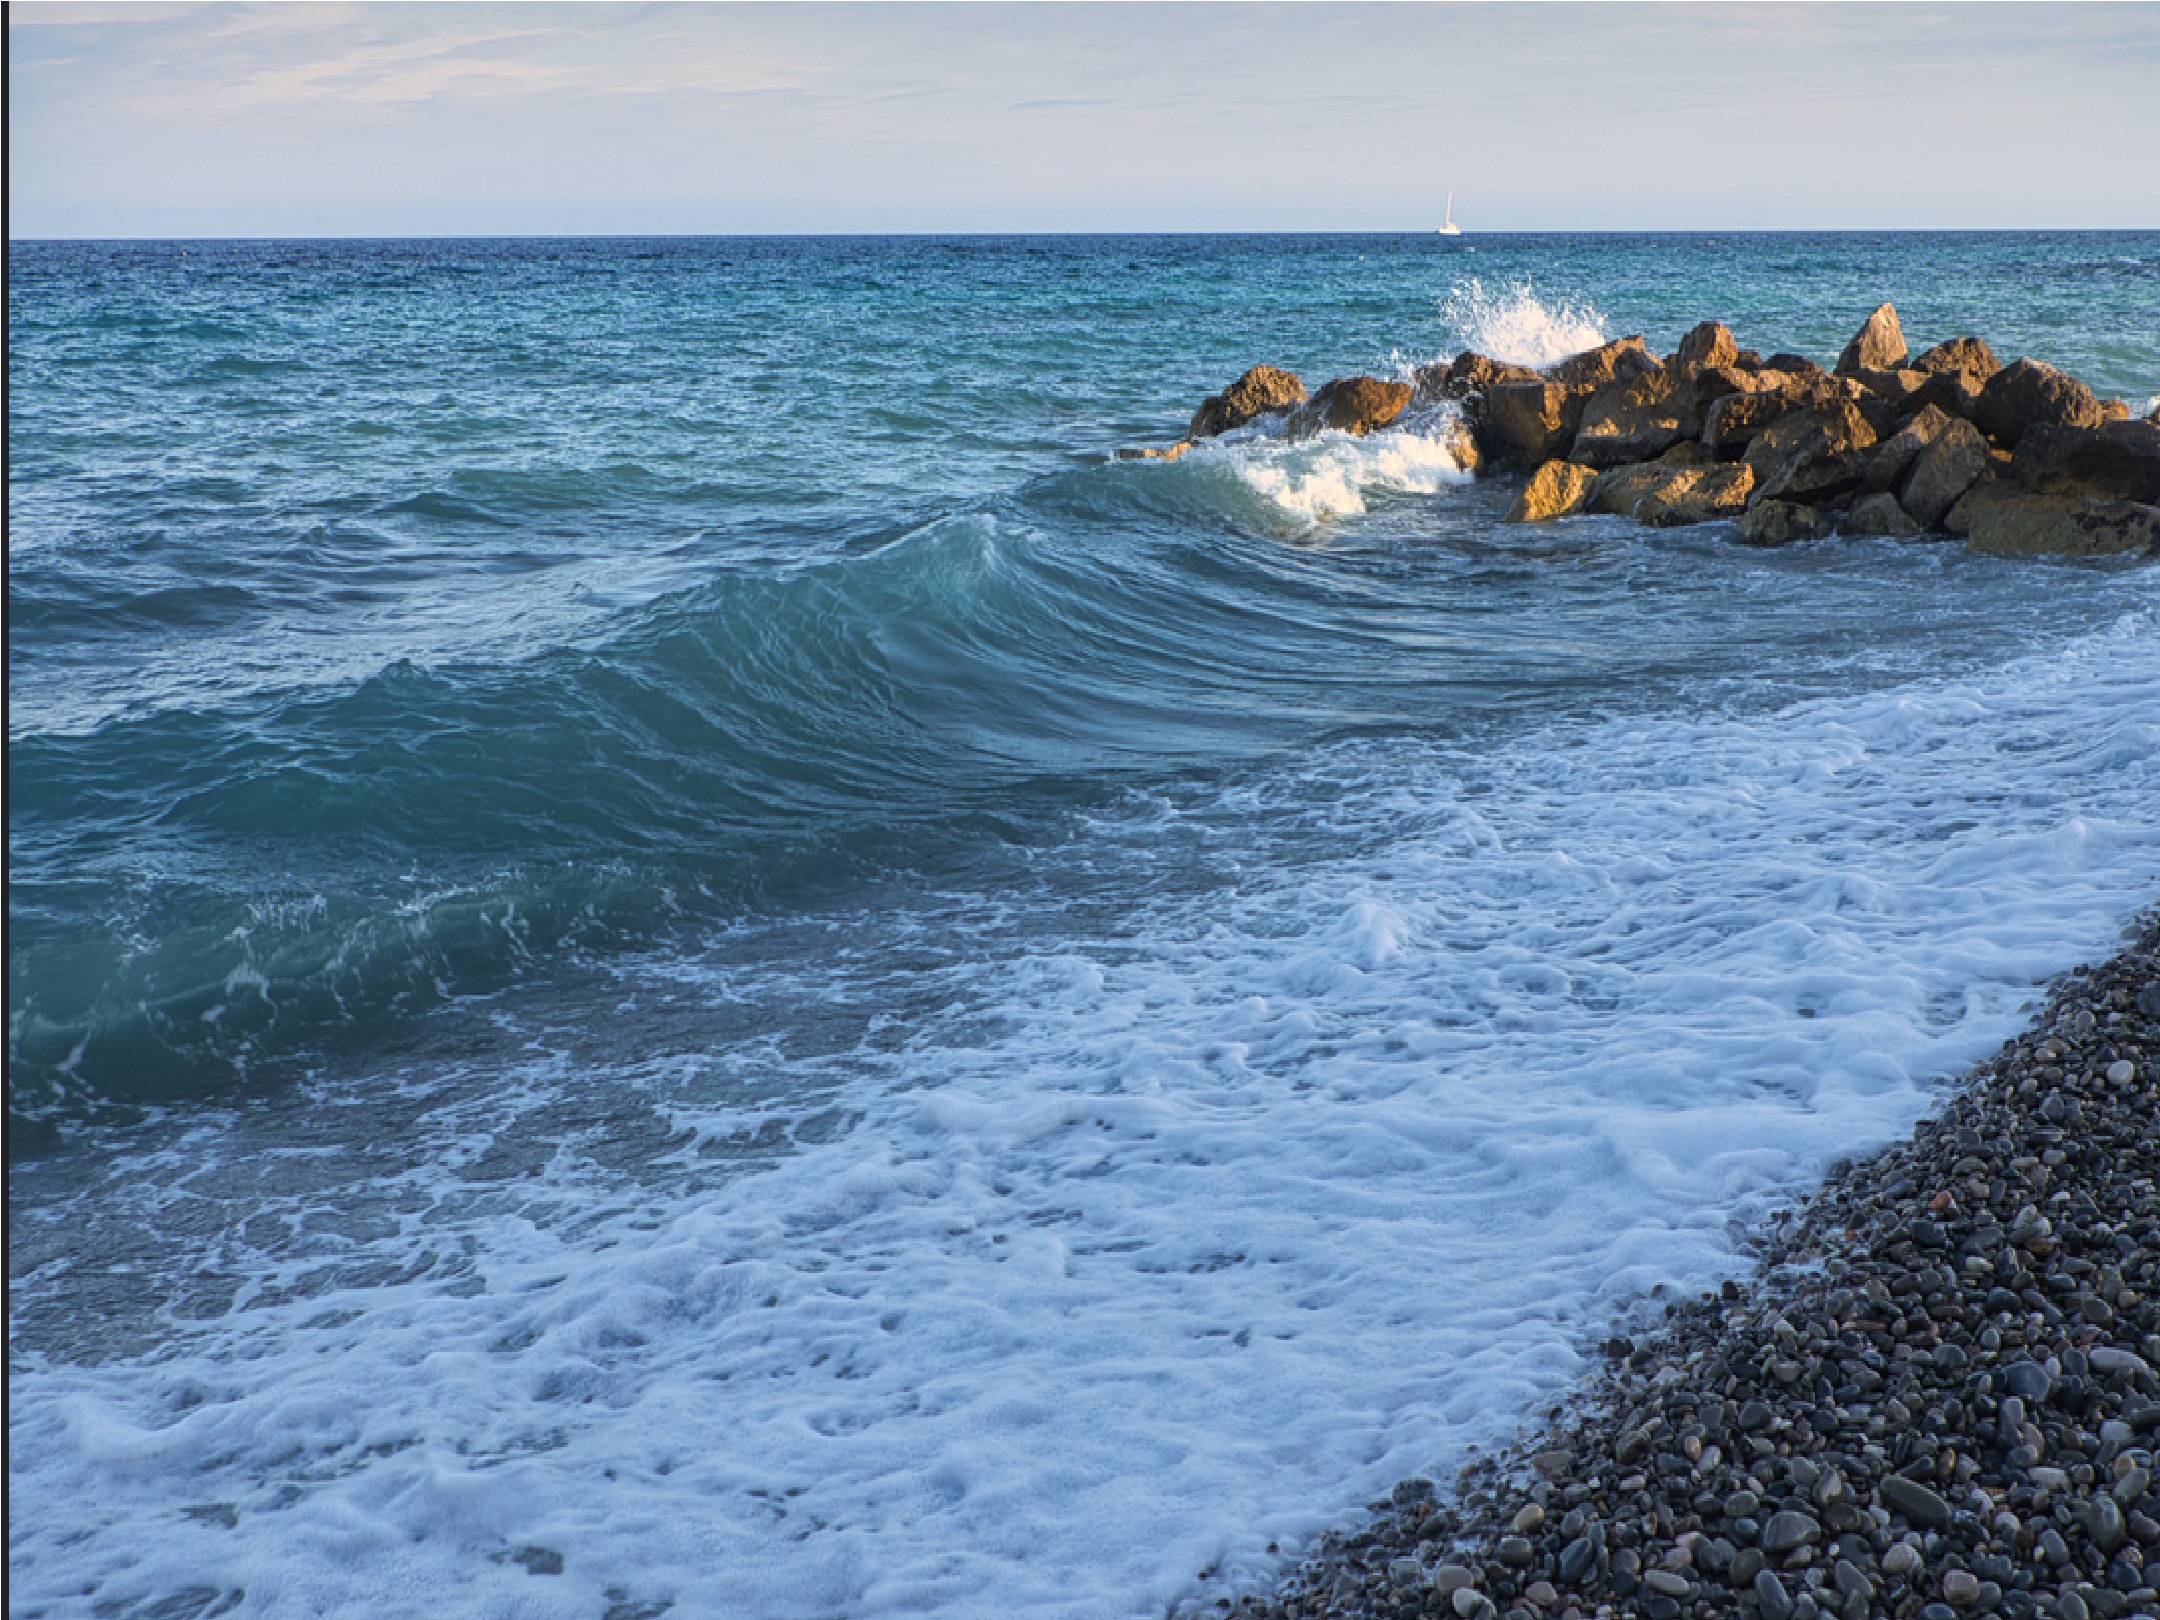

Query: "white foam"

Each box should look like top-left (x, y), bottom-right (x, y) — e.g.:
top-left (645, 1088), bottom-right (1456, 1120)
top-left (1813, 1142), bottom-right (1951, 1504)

top-left (1133, 414), bottom-right (1474, 532)
top-left (1439, 277), bottom-right (1610, 370)
top-left (11, 614), bottom-right (2160, 1620)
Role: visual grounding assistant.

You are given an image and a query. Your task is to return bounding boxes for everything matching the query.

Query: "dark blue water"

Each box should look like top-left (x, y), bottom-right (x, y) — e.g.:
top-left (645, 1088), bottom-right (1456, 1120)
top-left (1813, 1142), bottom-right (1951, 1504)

top-left (10, 235), bottom-right (2160, 1620)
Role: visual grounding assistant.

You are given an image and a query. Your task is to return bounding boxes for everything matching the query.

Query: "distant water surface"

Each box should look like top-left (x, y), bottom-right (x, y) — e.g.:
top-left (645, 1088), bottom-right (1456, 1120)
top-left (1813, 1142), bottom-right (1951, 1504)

top-left (10, 233), bottom-right (2160, 1620)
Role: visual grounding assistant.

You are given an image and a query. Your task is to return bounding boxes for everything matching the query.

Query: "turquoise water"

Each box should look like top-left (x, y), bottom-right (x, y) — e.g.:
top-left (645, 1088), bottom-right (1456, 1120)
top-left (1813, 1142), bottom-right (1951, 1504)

top-left (10, 234), bottom-right (2160, 1620)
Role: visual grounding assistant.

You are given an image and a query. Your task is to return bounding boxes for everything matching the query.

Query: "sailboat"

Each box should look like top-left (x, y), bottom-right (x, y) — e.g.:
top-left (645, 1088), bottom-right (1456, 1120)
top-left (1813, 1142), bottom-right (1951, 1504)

top-left (1437, 192), bottom-right (1462, 236)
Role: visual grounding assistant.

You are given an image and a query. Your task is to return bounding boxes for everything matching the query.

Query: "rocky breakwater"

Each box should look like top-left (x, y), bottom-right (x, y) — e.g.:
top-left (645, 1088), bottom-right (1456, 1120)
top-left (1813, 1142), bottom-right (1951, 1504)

top-left (1471, 306), bottom-right (2158, 558)
top-left (1124, 309), bottom-right (2156, 559)
top-left (1223, 915), bottom-right (2160, 1620)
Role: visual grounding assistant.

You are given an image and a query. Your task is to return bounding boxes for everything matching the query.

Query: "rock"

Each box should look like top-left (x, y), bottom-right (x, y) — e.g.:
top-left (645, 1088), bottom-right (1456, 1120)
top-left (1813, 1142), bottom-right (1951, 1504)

top-left (1901, 369), bottom-right (1983, 424)
top-left (2011, 420), bottom-right (2160, 505)
top-left (1862, 404), bottom-right (1957, 495)
top-left (1761, 1510), bottom-right (1823, 1552)
top-left (1880, 1475), bottom-right (1953, 1528)
top-left (1941, 1569), bottom-right (1981, 1606)
top-left (2004, 1361), bottom-right (2055, 1401)
top-left (1633, 463), bottom-right (1755, 526)
top-left (1115, 441), bottom-right (1196, 463)
top-left (1957, 491), bottom-right (2160, 558)
top-left (1689, 364), bottom-right (1776, 415)
top-left (1496, 1536), bottom-right (1535, 1567)
top-left (1587, 462), bottom-right (1676, 517)
top-left (2089, 1346), bottom-right (2155, 1379)
top-left (1837, 304), bottom-right (1908, 375)
top-left (1755, 1567), bottom-right (1796, 1620)
top-left (1288, 376), bottom-right (1413, 439)
top-left (1481, 381), bottom-right (1595, 468)
top-left (1433, 1564), bottom-right (1477, 1594)
top-left (1855, 367), bottom-right (1930, 408)
top-left (1910, 336), bottom-right (2003, 389)
top-left (1744, 400), bottom-right (1878, 506)
top-left (1189, 365), bottom-right (1307, 439)
top-left (1847, 491), bottom-right (1924, 537)
top-left (1413, 351), bottom-right (1539, 408)
top-left (1558, 1536), bottom-right (1598, 1583)
top-left (1883, 1541), bottom-right (1924, 1577)
top-left (1767, 353), bottom-right (1827, 379)
top-left (1545, 335), bottom-right (1659, 390)
top-left (1737, 499), bottom-right (1834, 547)
top-left (1673, 321), bottom-right (1739, 369)
top-left (1572, 368), bottom-right (1700, 466)
top-left (1503, 460), bottom-right (1589, 522)
top-left (1703, 388), bottom-right (1798, 451)
top-left (1900, 416), bottom-right (1991, 528)
top-left (1435, 414), bottom-right (1483, 475)
top-left (1974, 358), bottom-right (2107, 448)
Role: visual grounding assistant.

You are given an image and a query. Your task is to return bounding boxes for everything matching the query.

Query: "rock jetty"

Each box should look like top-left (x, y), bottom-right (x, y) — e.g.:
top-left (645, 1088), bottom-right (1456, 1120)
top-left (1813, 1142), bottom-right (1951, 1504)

top-left (1127, 307), bottom-right (2159, 558)
top-left (1220, 914), bottom-right (2160, 1620)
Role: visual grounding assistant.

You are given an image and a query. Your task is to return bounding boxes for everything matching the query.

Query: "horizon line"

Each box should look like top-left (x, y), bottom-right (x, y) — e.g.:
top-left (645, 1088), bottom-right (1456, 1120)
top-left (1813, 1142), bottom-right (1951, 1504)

top-left (13, 226), bottom-right (2160, 246)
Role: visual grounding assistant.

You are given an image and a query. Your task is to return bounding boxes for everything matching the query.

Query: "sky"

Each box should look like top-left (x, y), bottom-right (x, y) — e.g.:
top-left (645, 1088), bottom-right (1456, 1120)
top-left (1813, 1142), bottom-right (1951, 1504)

top-left (9, 2), bottom-right (2160, 238)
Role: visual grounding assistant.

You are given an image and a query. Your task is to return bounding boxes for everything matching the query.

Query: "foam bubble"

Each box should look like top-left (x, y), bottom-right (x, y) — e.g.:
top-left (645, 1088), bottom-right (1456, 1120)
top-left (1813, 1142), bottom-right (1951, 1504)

top-left (1440, 277), bottom-right (1610, 369)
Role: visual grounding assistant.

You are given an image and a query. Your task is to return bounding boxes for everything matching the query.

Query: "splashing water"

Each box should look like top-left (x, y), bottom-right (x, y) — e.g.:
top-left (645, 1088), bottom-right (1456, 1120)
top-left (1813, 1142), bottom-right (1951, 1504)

top-left (1440, 277), bottom-right (1610, 369)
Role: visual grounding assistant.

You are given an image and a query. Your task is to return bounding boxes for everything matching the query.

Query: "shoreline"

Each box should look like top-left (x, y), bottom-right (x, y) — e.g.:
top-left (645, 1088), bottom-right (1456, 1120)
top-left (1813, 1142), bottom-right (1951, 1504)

top-left (1227, 912), bottom-right (2160, 1620)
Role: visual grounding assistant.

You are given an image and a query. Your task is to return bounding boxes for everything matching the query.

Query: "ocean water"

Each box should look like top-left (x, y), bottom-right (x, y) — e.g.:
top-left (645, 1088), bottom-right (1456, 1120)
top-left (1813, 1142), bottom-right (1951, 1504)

top-left (9, 232), bottom-right (2160, 1620)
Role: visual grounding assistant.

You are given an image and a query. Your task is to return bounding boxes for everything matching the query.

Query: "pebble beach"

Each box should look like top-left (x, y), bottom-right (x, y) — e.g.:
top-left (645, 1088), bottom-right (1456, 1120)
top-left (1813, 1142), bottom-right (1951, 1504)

top-left (1234, 915), bottom-right (2160, 1620)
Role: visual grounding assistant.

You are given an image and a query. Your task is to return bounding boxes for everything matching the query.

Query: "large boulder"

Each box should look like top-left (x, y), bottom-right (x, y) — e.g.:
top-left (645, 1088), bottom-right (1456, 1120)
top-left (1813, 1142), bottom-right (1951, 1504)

top-left (1766, 353), bottom-right (1827, 379)
top-left (1973, 358), bottom-right (2106, 448)
top-left (1860, 403), bottom-right (1955, 496)
top-left (2010, 420), bottom-right (2160, 505)
top-left (1688, 364), bottom-right (1774, 415)
top-left (1853, 367), bottom-right (1930, 409)
top-left (1955, 489), bottom-right (2160, 558)
top-left (1586, 462), bottom-right (1675, 517)
top-left (1571, 368), bottom-right (1700, 466)
top-left (1899, 416), bottom-right (1991, 528)
top-left (1897, 368), bottom-right (1981, 424)
top-left (1504, 460), bottom-right (1598, 522)
top-left (1736, 500), bottom-right (1833, 547)
top-left (1672, 322), bottom-right (1739, 369)
top-left (1412, 350), bottom-right (1538, 408)
top-left (1632, 463), bottom-right (1756, 526)
top-left (1545, 336), bottom-right (1660, 391)
top-left (1480, 381), bottom-right (1594, 468)
top-left (1845, 491), bottom-right (1924, 538)
top-left (1287, 376), bottom-right (1413, 439)
top-left (1836, 304), bottom-right (1908, 375)
top-left (1703, 385), bottom-right (1806, 451)
top-left (1910, 336), bottom-right (2002, 390)
top-left (1190, 365), bottom-right (1307, 439)
top-left (1744, 400), bottom-right (1878, 506)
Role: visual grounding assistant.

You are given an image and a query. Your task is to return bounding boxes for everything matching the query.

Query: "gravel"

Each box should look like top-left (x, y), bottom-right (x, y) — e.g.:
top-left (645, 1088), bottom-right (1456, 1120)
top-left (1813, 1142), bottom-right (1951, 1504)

top-left (1215, 912), bottom-right (2160, 1620)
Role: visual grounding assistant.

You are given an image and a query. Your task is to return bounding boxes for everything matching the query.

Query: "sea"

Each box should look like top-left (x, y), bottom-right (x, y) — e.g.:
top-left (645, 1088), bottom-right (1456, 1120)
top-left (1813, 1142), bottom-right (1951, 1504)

top-left (9, 232), bottom-right (2160, 1620)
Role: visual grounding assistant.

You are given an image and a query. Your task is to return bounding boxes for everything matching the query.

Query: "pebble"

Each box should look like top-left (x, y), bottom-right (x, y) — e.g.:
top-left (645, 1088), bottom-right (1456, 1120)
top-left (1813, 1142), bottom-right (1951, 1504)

top-left (1432, 1564), bottom-right (1475, 1593)
top-left (1761, 1509), bottom-right (1821, 1552)
top-left (1223, 915), bottom-right (2160, 1620)
top-left (1885, 1475), bottom-right (1954, 1529)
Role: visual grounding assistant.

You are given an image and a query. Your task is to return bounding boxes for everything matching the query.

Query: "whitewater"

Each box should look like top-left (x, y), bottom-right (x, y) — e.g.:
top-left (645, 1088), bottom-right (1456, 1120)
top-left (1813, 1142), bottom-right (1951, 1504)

top-left (10, 233), bottom-right (2160, 1620)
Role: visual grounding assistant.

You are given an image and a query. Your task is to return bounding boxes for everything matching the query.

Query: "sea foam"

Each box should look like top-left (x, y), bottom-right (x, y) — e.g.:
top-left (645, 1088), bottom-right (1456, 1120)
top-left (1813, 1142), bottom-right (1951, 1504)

top-left (12, 611), bottom-right (2158, 1620)
top-left (1439, 278), bottom-right (1610, 369)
